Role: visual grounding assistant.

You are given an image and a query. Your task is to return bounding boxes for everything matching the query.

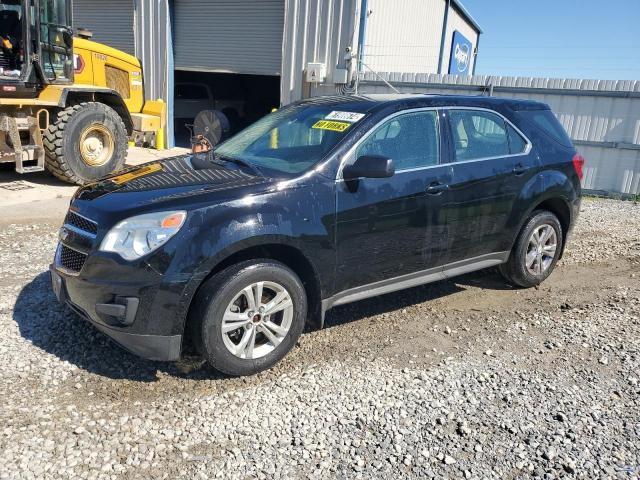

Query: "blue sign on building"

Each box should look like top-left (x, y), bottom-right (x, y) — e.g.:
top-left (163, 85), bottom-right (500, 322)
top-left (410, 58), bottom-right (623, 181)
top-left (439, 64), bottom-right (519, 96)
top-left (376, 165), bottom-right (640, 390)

top-left (448, 30), bottom-right (473, 75)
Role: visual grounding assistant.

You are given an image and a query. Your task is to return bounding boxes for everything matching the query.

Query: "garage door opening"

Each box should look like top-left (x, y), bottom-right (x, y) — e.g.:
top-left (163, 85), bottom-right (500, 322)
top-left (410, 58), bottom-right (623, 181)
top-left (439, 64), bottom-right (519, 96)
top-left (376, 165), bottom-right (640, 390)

top-left (173, 71), bottom-right (280, 148)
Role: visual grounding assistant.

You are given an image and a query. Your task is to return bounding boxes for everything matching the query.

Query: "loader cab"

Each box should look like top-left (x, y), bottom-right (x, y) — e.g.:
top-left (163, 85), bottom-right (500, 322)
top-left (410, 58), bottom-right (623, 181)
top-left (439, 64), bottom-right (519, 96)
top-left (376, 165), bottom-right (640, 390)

top-left (0, 0), bottom-right (73, 92)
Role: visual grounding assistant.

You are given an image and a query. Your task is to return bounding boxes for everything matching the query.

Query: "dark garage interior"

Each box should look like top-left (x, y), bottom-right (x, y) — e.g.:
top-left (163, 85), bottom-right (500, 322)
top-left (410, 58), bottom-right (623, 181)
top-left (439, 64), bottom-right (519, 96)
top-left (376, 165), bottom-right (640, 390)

top-left (173, 70), bottom-right (280, 147)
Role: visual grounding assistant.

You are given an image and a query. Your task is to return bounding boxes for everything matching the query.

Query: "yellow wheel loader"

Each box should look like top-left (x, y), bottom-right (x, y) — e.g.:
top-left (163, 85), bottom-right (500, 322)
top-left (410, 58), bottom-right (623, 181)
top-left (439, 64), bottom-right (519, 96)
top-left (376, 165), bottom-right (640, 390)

top-left (0, 0), bottom-right (164, 184)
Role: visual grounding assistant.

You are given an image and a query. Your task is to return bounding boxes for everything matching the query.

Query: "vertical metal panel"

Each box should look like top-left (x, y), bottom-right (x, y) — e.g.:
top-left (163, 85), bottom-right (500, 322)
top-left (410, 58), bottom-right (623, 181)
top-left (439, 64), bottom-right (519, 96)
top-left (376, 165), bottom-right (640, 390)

top-left (173, 0), bottom-right (285, 75)
top-left (280, 0), bottom-right (359, 105)
top-left (362, 0), bottom-right (446, 74)
top-left (73, 0), bottom-right (136, 55)
top-left (441, 5), bottom-right (479, 74)
top-left (135, 0), bottom-right (172, 145)
top-left (343, 72), bottom-right (640, 195)
top-left (135, 0), bottom-right (170, 102)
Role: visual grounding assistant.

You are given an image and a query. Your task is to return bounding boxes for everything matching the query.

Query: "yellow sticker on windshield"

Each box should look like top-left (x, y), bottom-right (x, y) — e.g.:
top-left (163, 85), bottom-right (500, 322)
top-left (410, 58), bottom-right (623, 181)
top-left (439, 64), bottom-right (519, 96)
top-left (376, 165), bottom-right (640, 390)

top-left (109, 163), bottom-right (162, 185)
top-left (312, 120), bottom-right (351, 132)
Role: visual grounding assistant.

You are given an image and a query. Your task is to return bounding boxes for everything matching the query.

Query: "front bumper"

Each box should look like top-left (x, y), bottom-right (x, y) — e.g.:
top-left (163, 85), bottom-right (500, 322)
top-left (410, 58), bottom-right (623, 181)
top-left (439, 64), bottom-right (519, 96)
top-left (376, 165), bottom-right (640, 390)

top-left (50, 258), bottom-right (183, 362)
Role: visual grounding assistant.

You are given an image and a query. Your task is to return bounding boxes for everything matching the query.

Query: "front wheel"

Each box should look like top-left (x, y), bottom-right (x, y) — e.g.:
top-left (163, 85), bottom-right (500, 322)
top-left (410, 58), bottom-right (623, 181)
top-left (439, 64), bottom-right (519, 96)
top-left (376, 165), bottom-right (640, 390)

top-left (499, 210), bottom-right (563, 288)
top-left (190, 260), bottom-right (307, 376)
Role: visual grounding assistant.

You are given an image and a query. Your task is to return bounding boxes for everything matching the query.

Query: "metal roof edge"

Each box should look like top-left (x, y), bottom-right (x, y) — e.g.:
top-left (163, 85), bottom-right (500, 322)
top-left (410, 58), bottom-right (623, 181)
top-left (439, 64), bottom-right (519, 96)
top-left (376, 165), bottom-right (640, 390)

top-left (451, 0), bottom-right (483, 34)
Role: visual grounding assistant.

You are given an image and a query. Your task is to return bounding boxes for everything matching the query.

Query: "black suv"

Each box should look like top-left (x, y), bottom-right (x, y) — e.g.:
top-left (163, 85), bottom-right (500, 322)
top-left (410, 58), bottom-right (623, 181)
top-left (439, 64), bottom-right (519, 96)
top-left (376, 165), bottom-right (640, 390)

top-left (51, 94), bottom-right (583, 376)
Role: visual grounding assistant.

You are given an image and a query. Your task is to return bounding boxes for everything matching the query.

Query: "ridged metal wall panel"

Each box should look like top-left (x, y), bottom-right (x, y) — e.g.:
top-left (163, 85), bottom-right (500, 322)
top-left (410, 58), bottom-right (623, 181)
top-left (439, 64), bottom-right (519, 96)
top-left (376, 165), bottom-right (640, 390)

top-left (361, 0), bottom-right (446, 74)
top-left (320, 73), bottom-right (640, 195)
top-left (73, 0), bottom-right (136, 55)
top-left (134, 0), bottom-right (172, 144)
top-left (280, 0), bottom-right (359, 105)
top-left (173, 0), bottom-right (285, 75)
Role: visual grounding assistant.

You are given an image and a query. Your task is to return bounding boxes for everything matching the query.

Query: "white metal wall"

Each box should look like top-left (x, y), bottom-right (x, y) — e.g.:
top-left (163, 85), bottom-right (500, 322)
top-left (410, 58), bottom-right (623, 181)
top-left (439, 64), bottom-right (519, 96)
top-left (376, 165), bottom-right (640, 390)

top-left (316, 73), bottom-right (640, 195)
top-left (361, 0), bottom-right (446, 74)
top-left (173, 0), bottom-right (285, 75)
top-left (280, 0), bottom-right (359, 105)
top-left (72, 0), bottom-right (136, 55)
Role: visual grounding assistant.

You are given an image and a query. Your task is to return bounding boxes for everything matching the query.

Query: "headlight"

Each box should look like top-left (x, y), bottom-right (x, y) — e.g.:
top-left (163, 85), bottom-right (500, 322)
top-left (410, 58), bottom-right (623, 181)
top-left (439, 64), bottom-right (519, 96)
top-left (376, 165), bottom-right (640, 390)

top-left (99, 211), bottom-right (187, 260)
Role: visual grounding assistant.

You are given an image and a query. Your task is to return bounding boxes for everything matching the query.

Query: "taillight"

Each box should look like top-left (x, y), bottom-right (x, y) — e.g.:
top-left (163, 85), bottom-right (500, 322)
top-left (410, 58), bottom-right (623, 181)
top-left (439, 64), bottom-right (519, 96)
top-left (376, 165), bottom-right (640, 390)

top-left (572, 154), bottom-right (585, 180)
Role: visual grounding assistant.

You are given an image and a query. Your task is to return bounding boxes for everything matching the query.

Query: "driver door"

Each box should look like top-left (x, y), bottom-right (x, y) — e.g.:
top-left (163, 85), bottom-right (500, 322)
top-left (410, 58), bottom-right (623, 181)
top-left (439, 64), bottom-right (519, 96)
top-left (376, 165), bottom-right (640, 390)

top-left (334, 109), bottom-right (452, 293)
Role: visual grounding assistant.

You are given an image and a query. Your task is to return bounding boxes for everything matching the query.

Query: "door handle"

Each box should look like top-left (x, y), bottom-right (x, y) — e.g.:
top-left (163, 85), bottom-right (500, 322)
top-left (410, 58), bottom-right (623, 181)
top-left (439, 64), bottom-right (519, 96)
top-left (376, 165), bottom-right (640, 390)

top-left (512, 163), bottom-right (527, 176)
top-left (426, 182), bottom-right (449, 195)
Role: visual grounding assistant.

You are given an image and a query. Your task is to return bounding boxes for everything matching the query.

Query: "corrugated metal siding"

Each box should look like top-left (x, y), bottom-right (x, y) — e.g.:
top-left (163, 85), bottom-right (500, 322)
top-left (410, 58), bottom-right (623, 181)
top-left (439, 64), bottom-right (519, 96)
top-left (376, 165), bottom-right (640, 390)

top-left (134, 0), bottom-right (172, 144)
top-left (280, 0), bottom-right (359, 105)
top-left (73, 0), bottom-right (135, 55)
top-left (134, 0), bottom-right (170, 101)
top-left (441, 5), bottom-right (479, 74)
top-left (362, 0), bottom-right (445, 74)
top-left (173, 0), bottom-right (285, 75)
top-left (328, 72), bottom-right (640, 195)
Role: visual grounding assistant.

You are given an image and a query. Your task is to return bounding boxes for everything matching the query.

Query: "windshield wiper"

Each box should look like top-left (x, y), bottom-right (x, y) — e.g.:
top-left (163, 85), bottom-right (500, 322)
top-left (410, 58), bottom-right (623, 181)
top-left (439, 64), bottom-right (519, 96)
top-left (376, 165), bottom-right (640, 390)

top-left (215, 154), bottom-right (263, 176)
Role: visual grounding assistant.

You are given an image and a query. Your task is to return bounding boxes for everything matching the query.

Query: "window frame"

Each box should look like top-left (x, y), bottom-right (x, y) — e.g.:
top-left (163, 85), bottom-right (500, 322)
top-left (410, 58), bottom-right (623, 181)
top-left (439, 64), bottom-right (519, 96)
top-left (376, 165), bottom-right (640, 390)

top-left (443, 107), bottom-right (532, 164)
top-left (337, 107), bottom-right (442, 180)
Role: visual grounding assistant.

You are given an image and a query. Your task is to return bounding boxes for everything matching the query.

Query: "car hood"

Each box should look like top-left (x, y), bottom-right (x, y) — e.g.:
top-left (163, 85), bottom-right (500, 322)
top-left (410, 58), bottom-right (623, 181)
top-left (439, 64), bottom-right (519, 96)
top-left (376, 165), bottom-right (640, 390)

top-left (72, 154), bottom-right (276, 218)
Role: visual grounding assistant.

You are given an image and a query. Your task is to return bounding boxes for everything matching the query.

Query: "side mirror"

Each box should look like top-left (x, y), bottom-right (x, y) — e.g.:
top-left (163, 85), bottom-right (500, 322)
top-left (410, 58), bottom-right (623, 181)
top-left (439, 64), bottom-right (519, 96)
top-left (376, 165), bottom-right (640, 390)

top-left (343, 155), bottom-right (395, 180)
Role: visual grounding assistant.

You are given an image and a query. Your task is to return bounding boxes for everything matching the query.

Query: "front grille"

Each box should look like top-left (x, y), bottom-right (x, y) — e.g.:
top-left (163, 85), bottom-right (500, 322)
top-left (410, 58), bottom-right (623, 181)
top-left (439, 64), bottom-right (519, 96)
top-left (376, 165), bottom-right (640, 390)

top-left (106, 65), bottom-right (130, 99)
top-left (59, 245), bottom-right (87, 273)
top-left (64, 211), bottom-right (98, 236)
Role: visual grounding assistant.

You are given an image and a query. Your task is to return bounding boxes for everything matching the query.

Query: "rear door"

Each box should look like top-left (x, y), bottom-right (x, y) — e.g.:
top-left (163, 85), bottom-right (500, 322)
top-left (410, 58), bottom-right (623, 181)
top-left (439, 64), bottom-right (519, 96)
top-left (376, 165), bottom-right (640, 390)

top-left (443, 108), bottom-right (535, 264)
top-left (335, 109), bottom-right (452, 292)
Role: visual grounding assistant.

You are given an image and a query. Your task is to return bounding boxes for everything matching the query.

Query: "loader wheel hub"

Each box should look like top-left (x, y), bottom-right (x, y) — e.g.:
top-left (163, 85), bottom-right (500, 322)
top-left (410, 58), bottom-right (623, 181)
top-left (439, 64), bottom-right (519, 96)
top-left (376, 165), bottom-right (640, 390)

top-left (79, 124), bottom-right (115, 167)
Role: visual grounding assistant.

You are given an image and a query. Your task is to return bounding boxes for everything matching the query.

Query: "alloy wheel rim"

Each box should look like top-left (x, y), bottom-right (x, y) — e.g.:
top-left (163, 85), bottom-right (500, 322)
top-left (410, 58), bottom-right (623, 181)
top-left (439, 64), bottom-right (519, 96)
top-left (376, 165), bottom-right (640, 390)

top-left (221, 281), bottom-right (293, 359)
top-left (525, 224), bottom-right (557, 276)
top-left (79, 124), bottom-right (115, 167)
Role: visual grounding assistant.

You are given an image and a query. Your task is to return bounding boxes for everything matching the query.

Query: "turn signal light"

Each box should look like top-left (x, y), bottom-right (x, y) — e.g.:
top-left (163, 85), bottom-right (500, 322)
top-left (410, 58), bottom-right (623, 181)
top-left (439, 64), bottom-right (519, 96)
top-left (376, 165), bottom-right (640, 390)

top-left (161, 212), bottom-right (186, 229)
top-left (572, 154), bottom-right (585, 180)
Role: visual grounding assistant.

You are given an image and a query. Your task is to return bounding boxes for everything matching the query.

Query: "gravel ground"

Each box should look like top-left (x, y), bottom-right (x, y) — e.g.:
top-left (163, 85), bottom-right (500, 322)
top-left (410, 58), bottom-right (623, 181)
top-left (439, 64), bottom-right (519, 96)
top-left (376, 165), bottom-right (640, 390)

top-left (0, 198), bottom-right (638, 480)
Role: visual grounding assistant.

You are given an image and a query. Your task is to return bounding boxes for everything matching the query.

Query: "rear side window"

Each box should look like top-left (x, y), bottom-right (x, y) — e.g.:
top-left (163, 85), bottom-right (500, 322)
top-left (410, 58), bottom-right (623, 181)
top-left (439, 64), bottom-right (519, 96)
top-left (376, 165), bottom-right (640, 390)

top-left (519, 109), bottom-right (572, 147)
top-left (449, 110), bottom-right (509, 161)
top-left (506, 124), bottom-right (528, 154)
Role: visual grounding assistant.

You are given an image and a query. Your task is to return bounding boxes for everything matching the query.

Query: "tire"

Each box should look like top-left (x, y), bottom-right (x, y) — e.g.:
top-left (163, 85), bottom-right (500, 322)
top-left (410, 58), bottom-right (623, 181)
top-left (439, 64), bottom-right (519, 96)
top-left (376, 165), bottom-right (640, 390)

top-left (499, 210), bottom-right (563, 288)
top-left (44, 102), bottom-right (128, 185)
top-left (190, 260), bottom-right (307, 376)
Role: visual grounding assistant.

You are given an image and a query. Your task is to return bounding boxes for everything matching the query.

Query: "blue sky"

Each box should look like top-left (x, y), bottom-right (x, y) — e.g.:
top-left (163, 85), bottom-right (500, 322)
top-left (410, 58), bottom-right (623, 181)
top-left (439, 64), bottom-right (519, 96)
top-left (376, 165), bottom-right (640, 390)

top-left (461, 0), bottom-right (640, 80)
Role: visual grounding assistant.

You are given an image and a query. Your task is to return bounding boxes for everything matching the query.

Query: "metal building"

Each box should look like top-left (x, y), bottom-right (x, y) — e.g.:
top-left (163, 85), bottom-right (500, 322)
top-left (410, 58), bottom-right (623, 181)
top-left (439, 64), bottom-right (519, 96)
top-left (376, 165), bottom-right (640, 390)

top-left (72, 0), bottom-right (481, 147)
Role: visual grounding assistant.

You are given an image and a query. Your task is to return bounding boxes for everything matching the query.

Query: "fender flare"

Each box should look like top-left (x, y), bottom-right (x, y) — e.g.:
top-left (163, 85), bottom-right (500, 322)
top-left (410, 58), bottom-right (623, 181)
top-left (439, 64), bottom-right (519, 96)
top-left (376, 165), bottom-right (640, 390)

top-left (60, 87), bottom-right (133, 134)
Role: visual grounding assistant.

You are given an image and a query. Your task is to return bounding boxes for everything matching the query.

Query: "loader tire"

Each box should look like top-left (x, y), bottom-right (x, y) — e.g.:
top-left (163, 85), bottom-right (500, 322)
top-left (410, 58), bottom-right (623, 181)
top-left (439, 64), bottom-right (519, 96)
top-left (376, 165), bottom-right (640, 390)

top-left (44, 102), bottom-right (128, 185)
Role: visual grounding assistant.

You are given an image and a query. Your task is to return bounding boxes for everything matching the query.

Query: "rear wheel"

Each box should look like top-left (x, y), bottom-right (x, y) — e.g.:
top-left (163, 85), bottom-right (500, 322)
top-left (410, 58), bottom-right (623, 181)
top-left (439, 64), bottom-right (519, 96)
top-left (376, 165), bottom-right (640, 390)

top-left (44, 102), bottom-right (128, 184)
top-left (190, 260), bottom-right (307, 376)
top-left (499, 210), bottom-right (563, 288)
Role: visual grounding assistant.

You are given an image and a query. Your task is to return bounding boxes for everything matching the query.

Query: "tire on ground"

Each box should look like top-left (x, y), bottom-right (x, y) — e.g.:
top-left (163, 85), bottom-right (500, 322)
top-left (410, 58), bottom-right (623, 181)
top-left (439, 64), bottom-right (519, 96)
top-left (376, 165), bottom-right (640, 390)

top-left (44, 102), bottom-right (128, 185)
top-left (499, 210), bottom-right (564, 288)
top-left (189, 259), bottom-right (307, 376)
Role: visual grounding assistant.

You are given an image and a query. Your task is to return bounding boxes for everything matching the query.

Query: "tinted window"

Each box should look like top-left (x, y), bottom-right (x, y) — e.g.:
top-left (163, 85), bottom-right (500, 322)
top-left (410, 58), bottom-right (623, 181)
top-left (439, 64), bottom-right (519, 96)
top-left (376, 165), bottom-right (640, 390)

top-left (519, 109), bottom-right (572, 147)
top-left (449, 110), bottom-right (510, 161)
top-left (507, 124), bottom-right (527, 154)
top-left (356, 111), bottom-right (439, 171)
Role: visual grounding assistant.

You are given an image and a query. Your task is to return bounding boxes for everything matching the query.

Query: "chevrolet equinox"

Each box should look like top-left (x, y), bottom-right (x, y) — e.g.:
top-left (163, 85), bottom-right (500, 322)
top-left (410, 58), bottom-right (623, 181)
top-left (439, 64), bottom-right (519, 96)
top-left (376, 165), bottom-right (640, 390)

top-left (51, 94), bottom-right (583, 376)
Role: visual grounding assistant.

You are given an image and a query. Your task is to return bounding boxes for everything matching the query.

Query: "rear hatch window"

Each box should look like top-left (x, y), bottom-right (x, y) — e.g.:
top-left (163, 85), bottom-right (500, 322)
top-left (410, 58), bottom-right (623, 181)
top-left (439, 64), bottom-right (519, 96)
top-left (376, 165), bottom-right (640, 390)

top-left (519, 109), bottom-right (573, 148)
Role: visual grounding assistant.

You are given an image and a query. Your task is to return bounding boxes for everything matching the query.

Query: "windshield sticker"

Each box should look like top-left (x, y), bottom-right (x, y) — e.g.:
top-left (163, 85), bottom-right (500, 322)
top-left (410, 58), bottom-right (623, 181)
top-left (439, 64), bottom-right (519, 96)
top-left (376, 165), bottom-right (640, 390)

top-left (324, 111), bottom-right (365, 123)
top-left (312, 120), bottom-right (351, 132)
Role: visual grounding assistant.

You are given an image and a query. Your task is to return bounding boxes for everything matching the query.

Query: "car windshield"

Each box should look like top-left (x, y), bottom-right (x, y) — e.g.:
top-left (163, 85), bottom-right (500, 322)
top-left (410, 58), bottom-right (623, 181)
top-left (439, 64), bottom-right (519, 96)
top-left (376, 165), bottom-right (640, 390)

top-left (214, 103), bottom-right (366, 177)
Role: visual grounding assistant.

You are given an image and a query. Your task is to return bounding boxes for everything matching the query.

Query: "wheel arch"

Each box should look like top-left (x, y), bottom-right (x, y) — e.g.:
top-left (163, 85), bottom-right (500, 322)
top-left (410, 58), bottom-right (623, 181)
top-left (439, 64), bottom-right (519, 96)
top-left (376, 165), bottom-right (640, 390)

top-left (63, 88), bottom-right (133, 135)
top-left (182, 242), bottom-right (324, 353)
